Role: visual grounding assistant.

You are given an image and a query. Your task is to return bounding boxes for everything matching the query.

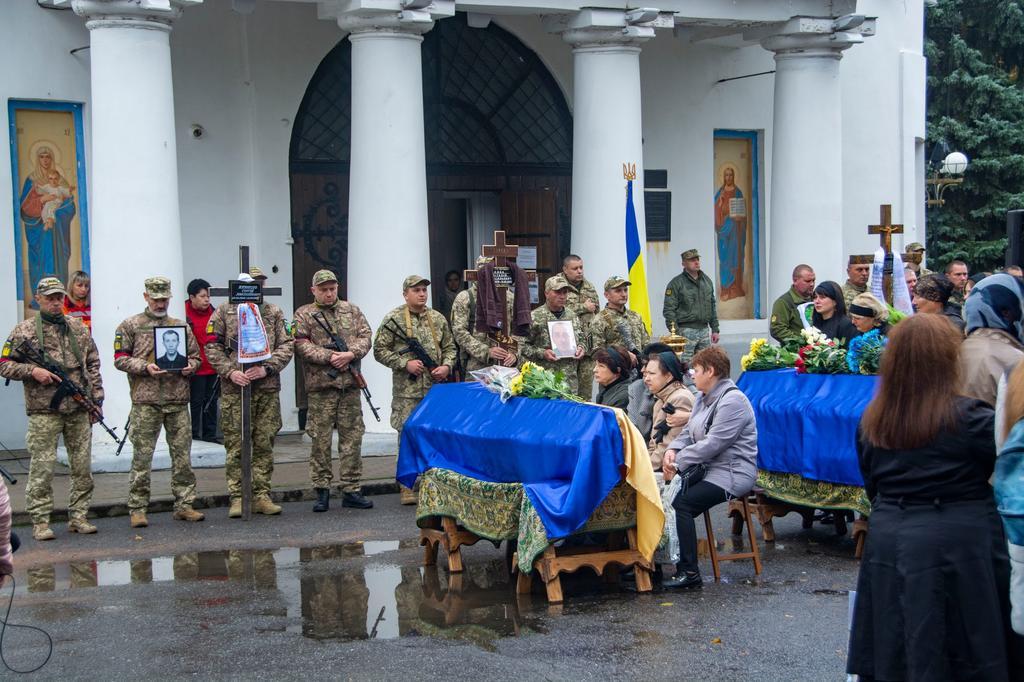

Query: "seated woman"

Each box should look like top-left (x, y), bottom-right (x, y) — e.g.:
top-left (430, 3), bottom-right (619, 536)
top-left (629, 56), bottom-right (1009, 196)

top-left (662, 347), bottom-right (757, 589)
top-left (593, 344), bottom-right (634, 409)
top-left (628, 342), bottom-right (674, 436)
top-left (643, 351), bottom-right (694, 475)
top-left (812, 281), bottom-right (859, 346)
top-left (849, 293), bottom-right (891, 337)
top-left (914, 273), bottom-right (966, 333)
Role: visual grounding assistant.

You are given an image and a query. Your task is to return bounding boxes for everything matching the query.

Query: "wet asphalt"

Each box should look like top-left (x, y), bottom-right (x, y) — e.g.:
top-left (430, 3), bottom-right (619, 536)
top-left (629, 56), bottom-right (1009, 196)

top-left (1, 495), bottom-right (861, 680)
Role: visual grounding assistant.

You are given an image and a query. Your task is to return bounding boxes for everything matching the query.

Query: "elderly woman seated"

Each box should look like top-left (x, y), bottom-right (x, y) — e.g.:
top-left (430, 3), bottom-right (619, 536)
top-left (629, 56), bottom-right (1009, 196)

top-left (642, 351), bottom-right (694, 475)
top-left (593, 345), bottom-right (635, 410)
top-left (914, 274), bottom-right (966, 333)
top-left (849, 293), bottom-right (891, 337)
top-left (662, 347), bottom-right (757, 589)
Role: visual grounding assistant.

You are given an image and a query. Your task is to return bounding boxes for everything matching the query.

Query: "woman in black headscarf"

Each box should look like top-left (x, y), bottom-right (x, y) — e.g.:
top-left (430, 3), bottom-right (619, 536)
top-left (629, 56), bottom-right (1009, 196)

top-left (811, 281), bottom-right (859, 346)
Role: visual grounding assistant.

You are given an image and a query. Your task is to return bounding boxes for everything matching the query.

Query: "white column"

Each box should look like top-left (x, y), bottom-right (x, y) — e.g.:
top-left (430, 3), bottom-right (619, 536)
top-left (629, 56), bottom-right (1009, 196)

top-left (73, 0), bottom-right (198, 452)
top-left (339, 4), bottom-right (451, 432)
top-left (761, 20), bottom-right (864, 299)
top-left (555, 9), bottom-right (659, 294)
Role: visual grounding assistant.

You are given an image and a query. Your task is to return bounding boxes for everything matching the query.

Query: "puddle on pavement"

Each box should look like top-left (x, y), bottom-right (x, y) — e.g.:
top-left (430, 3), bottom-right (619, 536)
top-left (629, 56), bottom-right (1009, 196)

top-left (14, 540), bottom-right (560, 650)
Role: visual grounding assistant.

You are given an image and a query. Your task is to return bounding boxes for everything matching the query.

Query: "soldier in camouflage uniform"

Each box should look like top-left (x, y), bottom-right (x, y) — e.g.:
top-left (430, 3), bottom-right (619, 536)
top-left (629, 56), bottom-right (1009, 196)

top-left (589, 275), bottom-right (651, 361)
top-left (521, 275), bottom-right (586, 392)
top-left (842, 256), bottom-right (871, 308)
top-left (205, 270), bottom-right (294, 518)
top-left (561, 255), bottom-right (599, 399)
top-left (662, 249), bottom-right (720, 363)
top-left (372, 275), bottom-right (456, 504)
top-left (114, 277), bottom-right (204, 528)
top-left (293, 269), bottom-right (373, 513)
top-left (450, 256), bottom-right (522, 375)
top-left (0, 277), bottom-right (103, 541)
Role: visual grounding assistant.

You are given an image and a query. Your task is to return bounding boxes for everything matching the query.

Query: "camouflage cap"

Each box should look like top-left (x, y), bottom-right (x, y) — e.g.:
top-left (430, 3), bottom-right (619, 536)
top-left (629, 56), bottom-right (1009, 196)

top-left (905, 242), bottom-right (926, 253)
top-left (604, 275), bottom-right (631, 290)
top-left (681, 249), bottom-right (700, 260)
top-left (249, 266), bottom-right (268, 280)
top-left (144, 276), bottom-right (172, 300)
top-left (545, 274), bottom-right (572, 292)
top-left (311, 269), bottom-right (337, 286)
top-left (403, 275), bottom-right (431, 291)
top-left (35, 276), bottom-right (66, 296)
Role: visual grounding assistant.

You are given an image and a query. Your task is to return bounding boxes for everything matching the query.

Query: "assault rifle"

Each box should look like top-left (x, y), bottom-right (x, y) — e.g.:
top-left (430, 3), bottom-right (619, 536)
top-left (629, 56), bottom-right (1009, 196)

top-left (312, 313), bottom-right (381, 422)
top-left (114, 414), bottom-right (131, 457)
top-left (14, 340), bottom-right (123, 446)
top-left (383, 319), bottom-right (443, 381)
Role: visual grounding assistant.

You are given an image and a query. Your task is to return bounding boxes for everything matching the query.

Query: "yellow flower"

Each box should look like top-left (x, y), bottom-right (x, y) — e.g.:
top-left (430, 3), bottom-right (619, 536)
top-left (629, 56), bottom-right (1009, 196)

top-left (509, 374), bottom-right (524, 395)
top-left (741, 354), bottom-right (752, 370)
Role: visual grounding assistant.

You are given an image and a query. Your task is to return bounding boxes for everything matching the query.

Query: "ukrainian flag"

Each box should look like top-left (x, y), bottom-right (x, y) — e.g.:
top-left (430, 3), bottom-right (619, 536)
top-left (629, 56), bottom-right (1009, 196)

top-left (624, 168), bottom-right (652, 333)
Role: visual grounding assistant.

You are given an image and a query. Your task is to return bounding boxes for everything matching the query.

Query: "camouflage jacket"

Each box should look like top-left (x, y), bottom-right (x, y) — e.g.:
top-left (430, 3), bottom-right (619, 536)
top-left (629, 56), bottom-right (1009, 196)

top-left (564, 277), bottom-right (599, 335)
top-left (521, 305), bottom-right (586, 375)
top-left (450, 286), bottom-right (524, 373)
top-left (205, 302), bottom-right (294, 395)
top-left (114, 310), bottom-right (199, 405)
top-left (373, 305), bottom-right (456, 400)
top-left (842, 280), bottom-right (867, 308)
top-left (294, 300), bottom-right (371, 393)
top-left (0, 315), bottom-right (103, 415)
top-left (589, 305), bottom-right (651, 356)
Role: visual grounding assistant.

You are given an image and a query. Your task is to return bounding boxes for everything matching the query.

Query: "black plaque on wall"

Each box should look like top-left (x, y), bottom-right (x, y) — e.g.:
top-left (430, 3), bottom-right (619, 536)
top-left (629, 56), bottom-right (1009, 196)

top-left (644, 191), bottom-right (672, 242)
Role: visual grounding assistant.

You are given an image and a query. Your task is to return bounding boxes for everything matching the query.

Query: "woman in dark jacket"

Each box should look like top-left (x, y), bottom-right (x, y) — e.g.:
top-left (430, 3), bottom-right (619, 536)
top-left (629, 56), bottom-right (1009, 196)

top-left (811, 281), bottom-right (859, 346)
top-left (849, 314), bottom-right (1023, 681)
top-left (593, 345), bottom-right (633, 409)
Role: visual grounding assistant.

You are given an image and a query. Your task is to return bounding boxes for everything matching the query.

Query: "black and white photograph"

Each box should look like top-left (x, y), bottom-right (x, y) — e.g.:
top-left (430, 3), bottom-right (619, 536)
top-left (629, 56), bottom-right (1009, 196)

top-left (153, 325), bottom-right (188, 371)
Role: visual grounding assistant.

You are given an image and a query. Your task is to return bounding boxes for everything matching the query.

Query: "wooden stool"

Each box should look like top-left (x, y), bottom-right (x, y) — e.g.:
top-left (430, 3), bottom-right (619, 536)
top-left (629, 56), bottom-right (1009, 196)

top-left (420, 516), bottom-right (484, 573)
top-left (703, 495), bottom-right (762, 581)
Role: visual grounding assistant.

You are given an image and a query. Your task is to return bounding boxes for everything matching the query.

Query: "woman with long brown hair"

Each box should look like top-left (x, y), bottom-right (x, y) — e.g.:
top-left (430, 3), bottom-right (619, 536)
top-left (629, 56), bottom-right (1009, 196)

top-left (848, 314), bottom-right (1023, 680)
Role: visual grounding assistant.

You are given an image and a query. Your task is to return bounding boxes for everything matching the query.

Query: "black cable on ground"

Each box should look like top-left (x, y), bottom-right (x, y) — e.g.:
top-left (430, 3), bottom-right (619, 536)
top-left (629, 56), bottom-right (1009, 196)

top-left (0, 575), bottom-right (53, 673)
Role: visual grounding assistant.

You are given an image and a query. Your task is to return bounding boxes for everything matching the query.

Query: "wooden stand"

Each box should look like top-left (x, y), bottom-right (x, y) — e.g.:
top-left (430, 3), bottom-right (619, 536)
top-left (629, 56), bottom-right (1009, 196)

top-left (513, 527), bottom-right (652, 604)
top-left (728, 489), bottom-right (816, 543)
top-left (420, 516), bottom-right (485, 574)
top-left (852, 518), bottom-right (869, 559)
top-left (705, 496), bottom-right (762, 581)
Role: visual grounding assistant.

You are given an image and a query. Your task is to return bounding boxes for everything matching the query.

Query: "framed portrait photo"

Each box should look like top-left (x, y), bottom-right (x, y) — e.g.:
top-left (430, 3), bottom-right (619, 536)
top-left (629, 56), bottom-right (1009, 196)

top-left (547, 320), bottom-right (577, 359)
top-left (154, 325), bottom-right (188, 372)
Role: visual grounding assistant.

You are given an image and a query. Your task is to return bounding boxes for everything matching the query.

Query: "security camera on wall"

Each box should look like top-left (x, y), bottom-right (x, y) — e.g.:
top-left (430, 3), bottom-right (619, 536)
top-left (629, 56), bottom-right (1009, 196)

top-left (190, 124), bottom-right (205, 139)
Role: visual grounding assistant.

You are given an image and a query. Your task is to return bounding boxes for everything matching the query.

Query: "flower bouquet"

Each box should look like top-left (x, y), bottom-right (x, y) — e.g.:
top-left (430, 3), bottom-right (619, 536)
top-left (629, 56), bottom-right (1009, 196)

top-left (794, 327), bottom-right (849, 375)
top-left (740, 338), bottom-right (798, 372)
top-left (846, 329), bottom-right (887, 374)
top-left (475, 361), bottom-right (583, 403)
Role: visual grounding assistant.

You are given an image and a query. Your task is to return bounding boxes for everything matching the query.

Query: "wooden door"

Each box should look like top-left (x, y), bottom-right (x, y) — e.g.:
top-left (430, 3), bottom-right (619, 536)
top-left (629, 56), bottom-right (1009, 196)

top-left (500, 190), bottom-right (559, 292)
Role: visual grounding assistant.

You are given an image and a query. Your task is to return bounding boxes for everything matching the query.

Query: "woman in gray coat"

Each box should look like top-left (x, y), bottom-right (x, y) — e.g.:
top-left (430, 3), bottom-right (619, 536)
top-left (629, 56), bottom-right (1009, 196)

top-left (662, 346), bottom-right (758, 589)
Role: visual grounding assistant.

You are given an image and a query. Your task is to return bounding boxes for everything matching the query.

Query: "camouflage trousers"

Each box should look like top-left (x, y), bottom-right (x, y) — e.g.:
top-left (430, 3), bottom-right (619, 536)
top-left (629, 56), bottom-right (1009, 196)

top-left (222, 390), bottom-right (282, 500)
top-left (307, 388), bottom-right (364, 492)
top-left (26, 411), bottom-right (93, 525)
top-left (679, 325), bottom-right (712, 364)
top-left (128, 403), bottom-right (196, 512)
top-left (576, 356), bottom-right (595, 400)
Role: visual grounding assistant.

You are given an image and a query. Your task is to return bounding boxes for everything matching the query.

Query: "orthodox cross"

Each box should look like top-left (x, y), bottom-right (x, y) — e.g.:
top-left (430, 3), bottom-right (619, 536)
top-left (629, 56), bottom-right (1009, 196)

top-left (854, 204), bottom-right (921, 306)
top-left (868, 204), bottom-right (903, 255)
top-left (208, 245), bottom-right (283, 521)
top-left (463, 230), bottom-right (537, 350)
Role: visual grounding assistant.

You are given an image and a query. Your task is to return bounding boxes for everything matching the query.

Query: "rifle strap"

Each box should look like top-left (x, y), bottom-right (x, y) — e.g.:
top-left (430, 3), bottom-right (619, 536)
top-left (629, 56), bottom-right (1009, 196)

top-left (404, 306), bottom-right (440, 363)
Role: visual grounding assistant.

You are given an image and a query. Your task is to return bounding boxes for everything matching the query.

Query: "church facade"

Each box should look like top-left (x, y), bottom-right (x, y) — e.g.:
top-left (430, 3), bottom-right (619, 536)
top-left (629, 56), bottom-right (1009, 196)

top-left (0, 0), bottom-right (925, 445)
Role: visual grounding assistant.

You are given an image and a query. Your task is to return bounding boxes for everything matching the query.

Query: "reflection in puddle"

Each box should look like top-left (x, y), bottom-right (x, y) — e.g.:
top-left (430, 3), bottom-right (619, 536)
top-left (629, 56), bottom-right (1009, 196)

top-left (17, 542), bottom-right (542, 649)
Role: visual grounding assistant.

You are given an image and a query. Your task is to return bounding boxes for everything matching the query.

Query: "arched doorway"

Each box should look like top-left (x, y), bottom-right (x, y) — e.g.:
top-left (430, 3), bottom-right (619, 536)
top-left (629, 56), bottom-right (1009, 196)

top-left (288, 13), bottom-right (573, 311)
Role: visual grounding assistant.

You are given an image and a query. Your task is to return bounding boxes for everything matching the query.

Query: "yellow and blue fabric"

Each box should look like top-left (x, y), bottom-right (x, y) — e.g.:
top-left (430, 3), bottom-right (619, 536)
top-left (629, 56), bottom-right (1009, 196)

top-left (624, 178), bottom-right (652, 333)
top-left (399, 382), bottom-right (663, 559)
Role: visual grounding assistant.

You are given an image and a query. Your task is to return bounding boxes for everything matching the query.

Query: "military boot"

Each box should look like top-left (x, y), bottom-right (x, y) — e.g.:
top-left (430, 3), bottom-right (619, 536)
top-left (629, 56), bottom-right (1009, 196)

top-left (400, 485), bottom-right (418, 505)
top-left (32, 523), bottom-right (55, 541)
top-left (129, 512), bottom-right (148, 528)
top-left (342, 491), bottom-right (373, 509)
top-left (173, 507), bottom-right (205, 522)
top-left (228, 499), bottom-right (242, 518)
top-left (254, 495), bottom-right (282, 515)
top-left (312, 488), bottom-right (330, 513)
top-left (68, 516), bottom-right (98, 534)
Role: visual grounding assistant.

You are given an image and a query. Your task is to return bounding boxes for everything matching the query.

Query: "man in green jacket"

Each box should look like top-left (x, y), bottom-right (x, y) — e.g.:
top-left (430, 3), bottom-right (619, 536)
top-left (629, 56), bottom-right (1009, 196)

top-left (662, 249), bottom-right (719, 363)
top-left (770, 264), bottom-right (816, 346)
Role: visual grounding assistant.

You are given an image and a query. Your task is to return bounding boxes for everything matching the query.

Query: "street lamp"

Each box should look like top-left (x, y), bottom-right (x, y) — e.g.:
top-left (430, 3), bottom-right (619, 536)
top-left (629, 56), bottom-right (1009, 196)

top-left (926, 142), bottom-right (969, 207)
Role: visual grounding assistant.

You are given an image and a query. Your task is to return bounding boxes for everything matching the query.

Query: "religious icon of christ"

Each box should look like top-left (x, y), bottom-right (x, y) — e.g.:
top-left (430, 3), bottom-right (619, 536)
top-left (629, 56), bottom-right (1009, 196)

top-left (714, 166), bottom-right (747, 301)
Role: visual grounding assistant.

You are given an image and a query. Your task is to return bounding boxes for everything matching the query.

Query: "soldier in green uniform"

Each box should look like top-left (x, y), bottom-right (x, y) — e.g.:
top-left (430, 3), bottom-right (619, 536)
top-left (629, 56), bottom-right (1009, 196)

top-left (770, 264), bottom-right (816, 346)
top-left (842, 256), bottom-right (872, 307)
top-left (589, 276), bottom-right (650, 358)
top-left (0, 277), bottom-right (103, 541)
top-left (372, 275), bottom-right (456, 504)
top-left (114, 276), bottom-right (204, 528)
top-left (205, 270), bottom-right (295, 519)
top-left (293, 269), bottom-right (373, 513)
top-left (662, 249), bottom-right (719, 363)
top-left (561, 255), bottom-right (599, 399)
top-left (904, 242), bottom-right (933, 277)
top-left (522, 275), bottom-right (586, 390)
top-left (450, 256), bottom-right (521, 375)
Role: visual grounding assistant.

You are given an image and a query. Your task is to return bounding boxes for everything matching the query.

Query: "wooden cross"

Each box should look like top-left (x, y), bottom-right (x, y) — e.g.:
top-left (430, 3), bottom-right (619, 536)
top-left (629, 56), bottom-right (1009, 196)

top-left (868, 204), bottom-right (903, 255)
top-left (463, 230), bottom-right (537, 349)
top-left (209, 245), bottom-right (283, 298)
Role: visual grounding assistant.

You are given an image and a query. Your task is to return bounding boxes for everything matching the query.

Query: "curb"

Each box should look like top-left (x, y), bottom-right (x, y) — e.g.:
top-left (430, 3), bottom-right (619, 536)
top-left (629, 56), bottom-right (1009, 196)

top-left (13, 479), bottom-right (400, 527)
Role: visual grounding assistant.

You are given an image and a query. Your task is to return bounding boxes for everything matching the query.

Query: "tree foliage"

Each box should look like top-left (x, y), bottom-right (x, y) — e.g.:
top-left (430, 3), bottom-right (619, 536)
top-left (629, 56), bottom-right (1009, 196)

top-left (926, 0), bottom-right (1024, 271)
